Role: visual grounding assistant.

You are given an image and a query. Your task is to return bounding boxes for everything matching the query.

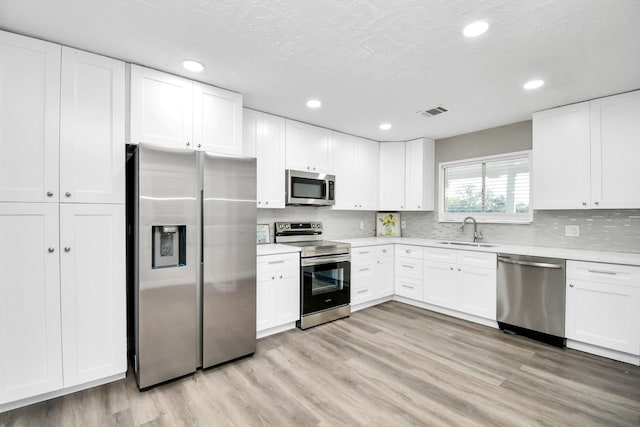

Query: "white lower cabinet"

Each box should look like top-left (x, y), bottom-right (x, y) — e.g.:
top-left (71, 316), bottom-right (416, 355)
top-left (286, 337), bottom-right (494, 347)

top-left (351, 245), bottom-right (394, 308)
top-left (395, 245), bottom-right (424, 300)
top-left (0, 203), bottom-right (126, 408)
top-left (421, 248), bottom-right (496, 321)
top-left (60, 204), bottom-right (126, 387)
top-left (0, 203), bottom-right (62, 404)
top-left (257, 252), bottom-right (300, 337)
top-left (566, 261), bottom-right (640, 364)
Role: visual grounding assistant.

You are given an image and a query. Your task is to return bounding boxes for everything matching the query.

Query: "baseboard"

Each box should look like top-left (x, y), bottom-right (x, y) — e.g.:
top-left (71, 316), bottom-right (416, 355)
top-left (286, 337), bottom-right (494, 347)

top-left (352, 295), bottom-right (393, 312)
top-left (392, 296), bottom-right (499, 329)
top-left (257, 322), bottom-right (297, 339)
top-left (1, 372), bottom-right (126, 413)
top-left (567, 339), bottom-right (640, 366)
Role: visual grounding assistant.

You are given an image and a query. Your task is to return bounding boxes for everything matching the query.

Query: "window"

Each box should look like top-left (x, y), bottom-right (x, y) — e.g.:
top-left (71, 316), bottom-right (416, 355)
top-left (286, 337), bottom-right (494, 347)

top-left (439, 151), bottom-right (532, 223)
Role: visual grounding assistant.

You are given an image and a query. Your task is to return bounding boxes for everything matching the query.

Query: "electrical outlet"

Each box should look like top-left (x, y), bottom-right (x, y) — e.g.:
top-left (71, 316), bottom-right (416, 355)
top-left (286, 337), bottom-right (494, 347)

top-left (401, 220), bottom-right (406, 229)
top-left (565, 225), bottom-right (580, 237)
top-left (359, 221), bottom-right (364, 230)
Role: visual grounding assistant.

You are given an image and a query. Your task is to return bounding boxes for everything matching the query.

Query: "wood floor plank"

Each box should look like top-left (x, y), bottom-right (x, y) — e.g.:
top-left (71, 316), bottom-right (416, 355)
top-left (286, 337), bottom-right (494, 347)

top-left (2, 300), bottom-right (639, 426)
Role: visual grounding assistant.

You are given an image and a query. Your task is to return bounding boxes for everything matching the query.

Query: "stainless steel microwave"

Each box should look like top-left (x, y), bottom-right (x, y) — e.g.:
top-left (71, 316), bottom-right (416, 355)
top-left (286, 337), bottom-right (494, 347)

top-left (285, 169), bottom-right (335, 206)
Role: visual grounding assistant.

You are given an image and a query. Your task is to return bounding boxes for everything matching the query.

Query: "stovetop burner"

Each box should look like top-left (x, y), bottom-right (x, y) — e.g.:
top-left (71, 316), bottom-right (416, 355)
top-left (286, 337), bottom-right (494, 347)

top-left (273, 222), bottom-right (350, 257)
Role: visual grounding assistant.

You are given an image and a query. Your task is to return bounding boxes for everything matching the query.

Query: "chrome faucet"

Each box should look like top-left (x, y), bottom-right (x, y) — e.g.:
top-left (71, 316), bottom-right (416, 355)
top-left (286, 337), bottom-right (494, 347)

top-left (460, 216), bottom-right (483, 243)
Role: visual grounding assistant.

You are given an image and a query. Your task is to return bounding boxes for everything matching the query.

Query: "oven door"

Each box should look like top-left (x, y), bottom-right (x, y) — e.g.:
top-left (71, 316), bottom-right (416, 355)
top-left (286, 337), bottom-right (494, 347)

top-left (301, 254), bottom-right (350, 315)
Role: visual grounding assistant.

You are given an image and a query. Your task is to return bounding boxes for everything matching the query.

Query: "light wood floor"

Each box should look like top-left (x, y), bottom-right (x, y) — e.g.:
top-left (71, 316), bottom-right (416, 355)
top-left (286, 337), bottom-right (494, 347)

top-left (2, 301), bottom-right (640, 426)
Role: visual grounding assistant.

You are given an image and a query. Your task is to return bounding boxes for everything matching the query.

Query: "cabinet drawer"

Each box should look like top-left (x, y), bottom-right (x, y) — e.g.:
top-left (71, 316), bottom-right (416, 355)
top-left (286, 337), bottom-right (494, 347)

top-left (567, 261), bottom-right (640, 287)
top-left (376, 245), bottom-right (394, 258)
top-left (395, 257), bottom-right (423, 280)
top-left (352, 247), bottom-right (375, 266)
top-left (257, 253), bottom-right (299, 273)
top-left (423, 247), bottom-right (457, 264)
top-left (396, 244), bottom-right (423, 259)
top-left (395, 277), bottom-right (423, 300)
top-left (352, 283), bottom-right (375, 304)
top-left (457, 251), bottom-right (496, 269)
top-left (352, 261), bottom-right (375, 278)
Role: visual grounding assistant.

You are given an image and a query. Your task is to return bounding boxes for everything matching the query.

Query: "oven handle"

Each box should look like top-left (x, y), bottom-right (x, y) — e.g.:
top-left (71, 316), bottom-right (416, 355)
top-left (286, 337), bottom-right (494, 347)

top-left (301, 254), bottom-right (351, 267)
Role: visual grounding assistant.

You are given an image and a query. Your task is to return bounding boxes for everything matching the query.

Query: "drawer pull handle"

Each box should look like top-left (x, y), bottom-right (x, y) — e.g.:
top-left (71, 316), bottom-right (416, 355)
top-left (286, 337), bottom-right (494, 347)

top-left (587, 269), bottom-right (618, 275)
top-left (268, 260), bottom-right (285, 264)
top-left (357, 289), bottom-right (368, 294)
top-left (401, 284), bottom-right (414, 289)
top-left (359, 251), bottom-right (370, 255)
top-left (401, 265), bottom-right (414, 269)
top-left (359, 267), bottom-right (370, 272)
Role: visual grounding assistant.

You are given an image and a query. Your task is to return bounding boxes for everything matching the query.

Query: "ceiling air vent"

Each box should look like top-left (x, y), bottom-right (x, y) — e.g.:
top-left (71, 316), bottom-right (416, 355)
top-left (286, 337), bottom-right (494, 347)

top-left (418, 105), bottom-right (449, 117)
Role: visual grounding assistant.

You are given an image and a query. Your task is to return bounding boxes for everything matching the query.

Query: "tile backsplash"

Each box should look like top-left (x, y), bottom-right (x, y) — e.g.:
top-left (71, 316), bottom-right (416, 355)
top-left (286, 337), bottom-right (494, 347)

top-left (402, 210), bottom-right (640, 253)
top-left (259, 208), bottom-right (640, 253)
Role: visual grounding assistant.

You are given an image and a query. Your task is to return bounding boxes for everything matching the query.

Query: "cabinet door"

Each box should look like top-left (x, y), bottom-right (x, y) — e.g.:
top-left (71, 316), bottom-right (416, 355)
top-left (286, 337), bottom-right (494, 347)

top-left (566, 279), bottom-right (640, 354)
top-left (129, 65), bottom-right (192, 148)
top-left (374, 249), bottom-right (394, 299)
top-left (532, 102), bottom-right (591, 209)
top-left (59, 204), bottom-right (126, 387)
top-left (456, 264), bottom-right (497, 320)
top-left (590, 91), bottom-right (640, 209)
top-left (331, 132), bottom-right (357, 209)
top-left (0, 31), bottom-right (60, 203)
top-left (0, 203), bottom-right (62, 404)
top-left (404, 138), bottom-right (434, 211)
top-left (256, 269), bottom-right (278, 331)
top-left (278, 267), bottom-right (300, 324)
top-left (356, 138), bottom-right (380, 210)
top-left (285, 120), bottom-right (332, 173)
top-left (193, 82), bottom-right (242, 155)
top-left (379, 142), bottom-right (405, 210)
top-left (60, 48), bottom-right (125, 204)
top-left (256, 112), bottom-right (286, 208)
top-left (423, 261), bottom-right (457, 309)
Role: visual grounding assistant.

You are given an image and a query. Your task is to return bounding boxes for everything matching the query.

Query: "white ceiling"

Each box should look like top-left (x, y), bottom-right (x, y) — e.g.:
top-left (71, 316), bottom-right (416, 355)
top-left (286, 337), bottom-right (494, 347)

top-left (1, 0), bottom-right (639, 141)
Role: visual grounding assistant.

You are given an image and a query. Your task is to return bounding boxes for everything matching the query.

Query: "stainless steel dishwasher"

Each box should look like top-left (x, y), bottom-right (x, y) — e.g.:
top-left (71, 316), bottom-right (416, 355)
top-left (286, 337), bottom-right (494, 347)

top-left (497, 254), bottom-right (566, 347)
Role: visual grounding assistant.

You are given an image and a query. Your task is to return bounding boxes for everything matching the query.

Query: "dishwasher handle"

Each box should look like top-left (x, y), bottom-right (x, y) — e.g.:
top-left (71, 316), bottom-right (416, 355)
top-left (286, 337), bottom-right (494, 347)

top-left (498, 256), bottom-right (564, 269)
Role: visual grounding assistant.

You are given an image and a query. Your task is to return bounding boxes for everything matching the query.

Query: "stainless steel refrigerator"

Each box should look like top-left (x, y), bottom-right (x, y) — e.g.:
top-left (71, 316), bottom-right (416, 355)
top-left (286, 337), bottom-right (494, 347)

top-left (131, 143), bottom-right (256, 389)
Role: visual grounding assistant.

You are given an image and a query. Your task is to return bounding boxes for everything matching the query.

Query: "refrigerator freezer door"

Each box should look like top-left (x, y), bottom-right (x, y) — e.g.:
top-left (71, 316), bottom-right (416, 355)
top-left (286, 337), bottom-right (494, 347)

top-left (136, 144), bottom-right (198, 389)
top-left (202, 153), bottom-right (257, 368)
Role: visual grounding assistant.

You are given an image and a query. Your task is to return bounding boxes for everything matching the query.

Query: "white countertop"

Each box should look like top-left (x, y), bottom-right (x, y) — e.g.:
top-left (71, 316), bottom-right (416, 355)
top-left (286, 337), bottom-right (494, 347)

top-left (257, 243), bottom-right (301, 256)
top-left (335, 237), bottom-right (640, 267)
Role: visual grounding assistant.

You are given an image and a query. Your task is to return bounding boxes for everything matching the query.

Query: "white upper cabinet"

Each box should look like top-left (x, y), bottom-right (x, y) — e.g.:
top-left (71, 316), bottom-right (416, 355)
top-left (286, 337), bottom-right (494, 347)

top-left (60, 48), bottom-right (125, 204)
top-left (60, 204), bottom-right (126, 387)
top-left (285, 120), bottom-right (332, 173)
top-left (243, 109), bottom-right (286, 208)
top-left (193, 82), bottom-right (242, 154)
top-left (332, 132), bottom-right (379, 210)
top-left (404, 138), bottom-right (434, 211)
top-left (379, 141), bottom-right (406, 210)
top-left (533, 91), bottom-right (640, 209)
top-left (129, 65), bottom-right (243, 154)
top-left (0, 31), bottom-right (61, 203)
top-left (129, 64), bottom-right (193, 149)
top-left (0, 203), bottom-right (62, 404)
top-left (379, 138), bottom-right (434, 211)
top-left (590, 91), bottom-right (640, 208)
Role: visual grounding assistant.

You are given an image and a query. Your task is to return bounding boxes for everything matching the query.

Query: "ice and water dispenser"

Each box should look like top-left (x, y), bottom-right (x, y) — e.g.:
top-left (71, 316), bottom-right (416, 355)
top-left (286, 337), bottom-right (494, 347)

top-left (152, 225), bottom-right (187, 268)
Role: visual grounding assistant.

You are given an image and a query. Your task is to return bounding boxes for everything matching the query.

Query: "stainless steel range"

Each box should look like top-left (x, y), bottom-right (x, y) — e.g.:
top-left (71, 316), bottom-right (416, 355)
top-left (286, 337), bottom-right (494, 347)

top-left (274, 222), bottom-right (351, 329)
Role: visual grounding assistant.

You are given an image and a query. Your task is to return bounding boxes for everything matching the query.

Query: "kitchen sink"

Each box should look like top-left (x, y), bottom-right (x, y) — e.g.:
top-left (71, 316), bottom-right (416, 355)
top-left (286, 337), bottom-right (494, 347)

top-left (436, 241), bottom-right (497, 248)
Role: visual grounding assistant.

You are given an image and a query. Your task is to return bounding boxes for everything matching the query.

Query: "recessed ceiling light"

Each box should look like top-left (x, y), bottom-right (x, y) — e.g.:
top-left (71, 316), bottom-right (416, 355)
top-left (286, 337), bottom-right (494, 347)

top-left (182, 60), bottom-right (204, 73)
top-left (379, 123), bottom-right (392, 130)
top-left (523, 79), bottom-right (545, 90)
top-left (306, 99), bottom-right (322, 109)
top-left (463, 20), bottom-right (489, 37)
